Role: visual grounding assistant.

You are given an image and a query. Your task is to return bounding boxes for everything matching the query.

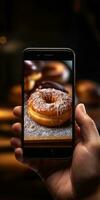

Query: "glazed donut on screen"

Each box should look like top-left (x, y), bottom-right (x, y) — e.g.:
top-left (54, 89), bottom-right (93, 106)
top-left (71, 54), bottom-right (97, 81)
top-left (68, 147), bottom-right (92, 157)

top-left (28, 88), bottom-right (72, 127)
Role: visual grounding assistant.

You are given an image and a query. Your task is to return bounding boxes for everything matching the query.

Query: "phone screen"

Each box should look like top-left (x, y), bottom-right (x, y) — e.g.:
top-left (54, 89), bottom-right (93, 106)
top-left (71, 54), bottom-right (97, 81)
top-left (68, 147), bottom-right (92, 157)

top-left (22, 49), bottom-right (75, 158)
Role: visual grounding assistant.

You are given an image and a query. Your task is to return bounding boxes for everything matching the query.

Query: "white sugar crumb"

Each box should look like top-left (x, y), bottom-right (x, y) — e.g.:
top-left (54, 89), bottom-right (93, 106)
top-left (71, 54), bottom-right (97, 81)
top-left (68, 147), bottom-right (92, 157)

top-left (28, 88), bottom-right (72, 116)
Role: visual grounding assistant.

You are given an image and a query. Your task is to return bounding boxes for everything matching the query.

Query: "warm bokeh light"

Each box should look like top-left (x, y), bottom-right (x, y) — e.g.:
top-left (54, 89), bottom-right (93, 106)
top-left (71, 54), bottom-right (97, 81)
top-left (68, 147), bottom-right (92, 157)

top-left (0, 36), bottom-right (7, 45)
top-left (0, 108), bottom-right (15, 121)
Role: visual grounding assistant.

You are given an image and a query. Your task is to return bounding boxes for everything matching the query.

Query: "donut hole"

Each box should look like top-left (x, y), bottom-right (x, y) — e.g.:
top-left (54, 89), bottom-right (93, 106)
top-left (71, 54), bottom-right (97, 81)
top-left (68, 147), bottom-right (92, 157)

top-left (43, 95), bottom-right (56, 104)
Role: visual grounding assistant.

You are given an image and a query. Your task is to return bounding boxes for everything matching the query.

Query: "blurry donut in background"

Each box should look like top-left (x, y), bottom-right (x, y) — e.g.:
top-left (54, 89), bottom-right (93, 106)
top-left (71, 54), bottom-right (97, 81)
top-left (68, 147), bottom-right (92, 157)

top-left (38, 81), bottom-right (67, 93)
top-left (76, 80), bottom-right (100, 105)
top-left (42, 61), bottom-right (70, 84)
top-left (24, 61), bottom-right (42, 92)
top-left (64, 84), bottom-right (72, 97)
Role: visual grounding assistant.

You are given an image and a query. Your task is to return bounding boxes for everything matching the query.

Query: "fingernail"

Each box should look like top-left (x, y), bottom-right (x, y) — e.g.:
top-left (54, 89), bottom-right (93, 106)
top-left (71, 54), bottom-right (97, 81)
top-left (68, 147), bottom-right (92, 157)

top-left (79, 104), bottom-right (86, 114)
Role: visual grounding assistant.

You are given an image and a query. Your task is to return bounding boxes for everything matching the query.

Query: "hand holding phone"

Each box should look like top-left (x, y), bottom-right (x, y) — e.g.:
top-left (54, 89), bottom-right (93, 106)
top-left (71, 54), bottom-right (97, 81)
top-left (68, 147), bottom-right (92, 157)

top-left (22, 48), bottom-right (75, 158)
top-left (12, 104), bottom-right (100, 199)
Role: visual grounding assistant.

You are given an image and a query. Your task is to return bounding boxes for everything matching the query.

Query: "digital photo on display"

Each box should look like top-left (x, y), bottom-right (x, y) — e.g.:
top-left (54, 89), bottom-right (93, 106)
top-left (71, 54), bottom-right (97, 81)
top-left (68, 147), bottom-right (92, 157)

top-left (24, 60), bottom-right (73, 147)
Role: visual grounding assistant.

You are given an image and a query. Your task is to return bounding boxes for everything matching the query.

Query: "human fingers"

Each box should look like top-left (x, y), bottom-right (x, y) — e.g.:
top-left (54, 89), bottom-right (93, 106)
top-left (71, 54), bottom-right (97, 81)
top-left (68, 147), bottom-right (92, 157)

top-left (75, 104), bottom-right (99, 143)
top-left (15, 147), bottom-right (23, 162)
top-left (13, 106), bottom-right (21, 118)
top-left (11, 137), bottom-right (21, 148)
top-left (12, 122), bottom-right (21, 137)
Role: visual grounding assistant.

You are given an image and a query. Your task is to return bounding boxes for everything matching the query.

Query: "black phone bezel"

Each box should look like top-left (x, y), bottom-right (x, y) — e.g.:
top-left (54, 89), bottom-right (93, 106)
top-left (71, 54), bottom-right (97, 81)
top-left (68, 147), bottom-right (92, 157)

top-left (22, 48), bottom-right (75, 158)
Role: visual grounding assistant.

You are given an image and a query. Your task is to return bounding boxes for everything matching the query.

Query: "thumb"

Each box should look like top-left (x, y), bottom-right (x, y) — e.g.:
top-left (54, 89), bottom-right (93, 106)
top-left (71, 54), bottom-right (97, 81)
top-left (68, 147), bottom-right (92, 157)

top-left (75, 104), bottom-right (99, 143)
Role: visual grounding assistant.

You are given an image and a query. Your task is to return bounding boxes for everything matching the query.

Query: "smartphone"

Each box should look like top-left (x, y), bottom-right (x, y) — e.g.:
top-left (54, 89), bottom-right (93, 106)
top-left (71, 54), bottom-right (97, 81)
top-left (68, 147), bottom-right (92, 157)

top-left (22, 48), bottom-right (75, 158)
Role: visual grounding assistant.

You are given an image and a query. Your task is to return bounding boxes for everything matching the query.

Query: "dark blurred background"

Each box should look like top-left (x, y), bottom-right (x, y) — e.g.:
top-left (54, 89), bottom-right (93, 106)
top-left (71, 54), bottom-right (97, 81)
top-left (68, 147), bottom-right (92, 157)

top-left (0, 0), bottom-right (100, 199)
